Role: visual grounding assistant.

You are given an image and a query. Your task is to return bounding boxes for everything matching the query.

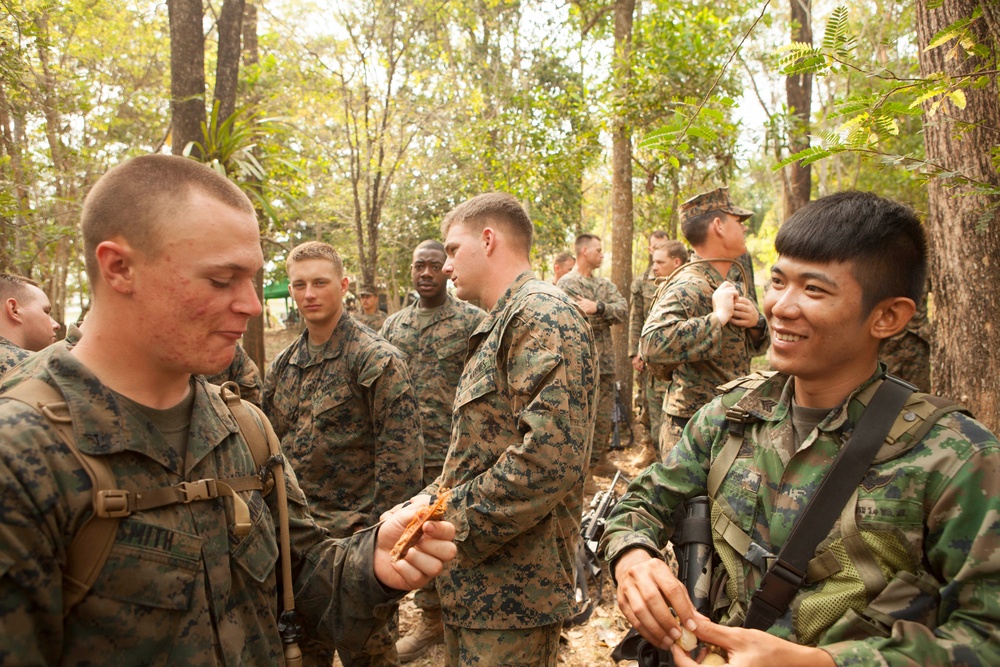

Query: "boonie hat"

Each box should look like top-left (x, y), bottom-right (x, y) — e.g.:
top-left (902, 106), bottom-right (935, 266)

top-left (679, 187), bottom-right (753, 225)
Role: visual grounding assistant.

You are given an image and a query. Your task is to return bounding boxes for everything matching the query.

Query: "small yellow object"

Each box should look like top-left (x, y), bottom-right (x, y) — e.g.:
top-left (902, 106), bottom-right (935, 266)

top-left (700, 653), bottom-right (727, 665)
top-left (676, 626), bottom-right (698, 651)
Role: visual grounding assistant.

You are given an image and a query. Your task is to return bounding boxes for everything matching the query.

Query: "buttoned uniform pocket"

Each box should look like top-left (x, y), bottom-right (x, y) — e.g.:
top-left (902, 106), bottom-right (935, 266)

top-left (453, 371), bottom-right (497, 411)
top-left (230, 490), bottom-right (279, 583)
top-left (313, 384), bottom-right (358, 432)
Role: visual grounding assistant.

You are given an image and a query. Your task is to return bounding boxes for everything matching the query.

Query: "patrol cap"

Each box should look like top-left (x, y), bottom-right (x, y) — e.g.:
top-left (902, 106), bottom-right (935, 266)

top-left (359, 285), bottom-right (376, 296)
top-left (679, 187), bottom-right (753, 225)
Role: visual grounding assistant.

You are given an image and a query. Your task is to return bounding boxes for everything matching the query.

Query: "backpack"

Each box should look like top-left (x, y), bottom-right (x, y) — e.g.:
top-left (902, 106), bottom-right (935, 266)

top-left (1, 378), bottom-right (302, 664)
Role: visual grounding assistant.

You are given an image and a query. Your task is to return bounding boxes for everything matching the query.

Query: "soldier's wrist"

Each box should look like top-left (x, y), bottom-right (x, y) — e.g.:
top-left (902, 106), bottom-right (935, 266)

top-left (596, 301), bottom-right (606, 315)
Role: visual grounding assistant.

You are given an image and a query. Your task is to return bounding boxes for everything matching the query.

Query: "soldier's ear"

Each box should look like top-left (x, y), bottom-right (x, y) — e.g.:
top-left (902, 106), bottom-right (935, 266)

top-left (868, 296), bottom-right (916, 341)
top-left (94, 238), bottom-right (135, 296)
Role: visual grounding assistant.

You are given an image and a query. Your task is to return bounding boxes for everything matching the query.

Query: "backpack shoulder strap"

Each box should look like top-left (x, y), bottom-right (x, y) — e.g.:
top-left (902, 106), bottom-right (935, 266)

top-left (1, 379), bottom-right (121, 617)
top-left (212, 381), bottom-right (274, 489)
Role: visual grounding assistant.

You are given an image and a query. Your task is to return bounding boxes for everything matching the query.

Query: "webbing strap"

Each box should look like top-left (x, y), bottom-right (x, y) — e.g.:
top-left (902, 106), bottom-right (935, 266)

top-left (742, 376), bottom-right (913, 631)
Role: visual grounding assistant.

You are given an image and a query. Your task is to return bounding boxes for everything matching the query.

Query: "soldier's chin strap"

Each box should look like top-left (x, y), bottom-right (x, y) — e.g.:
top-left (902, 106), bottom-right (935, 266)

top-left (742, 375), bottom-right (914, 631)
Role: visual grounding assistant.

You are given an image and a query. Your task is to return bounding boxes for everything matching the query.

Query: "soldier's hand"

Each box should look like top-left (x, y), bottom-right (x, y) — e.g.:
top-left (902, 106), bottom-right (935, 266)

top-left (614, 547), bottom-right (700, 650)
top-left (711, 283), bottom-right (739, 326)
top-left (632, 355), bottom-right (646, 372)
top-left (669, 620), bottom-right (837, 667)
top-left (729, 296), bottom-right (760, 329)
top-left (373, 501), bottom-right (457, 591)
top-left (380, 493), bottom-right (434, 521)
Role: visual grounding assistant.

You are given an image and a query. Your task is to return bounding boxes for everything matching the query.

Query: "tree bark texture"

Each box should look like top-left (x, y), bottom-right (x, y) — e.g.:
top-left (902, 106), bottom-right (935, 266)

top-left (784, 0), bottom-right (812, 219)
top-left (916, 0), bottom-right (1000, 432)
top-left (611, 0), bottom-right (636, 408)
top-left (214, 0), bottom-right (245, 123)
top-left (168, 0), bottom-right (206, 157)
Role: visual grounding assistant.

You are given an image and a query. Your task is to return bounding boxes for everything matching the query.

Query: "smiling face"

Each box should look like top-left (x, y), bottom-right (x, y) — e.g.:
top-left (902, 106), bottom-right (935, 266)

top-left (765, 256), bottom-right (885, 402)
top-left (288, 257), bottom-right (349, 338)
top-left (411, 246), bottom-right (448, 306)
top-left (443, 222), bottom-right (486, 303)
top-left (135, 191), bottom-right (264, 376)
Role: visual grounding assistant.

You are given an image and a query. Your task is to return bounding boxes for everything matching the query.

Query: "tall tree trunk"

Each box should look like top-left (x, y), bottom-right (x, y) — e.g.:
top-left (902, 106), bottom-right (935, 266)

top-left (168, 0), bottom-right (206, 157)
top-left (214, 0), bottom-right (245, 123)
top-left (916, 0), bottom-right (1000, 431)
top-left (239, 1), bottom-right (266, 372)
top-left (784, 0), bottom-right (812, 218)
top-left (611, 0), bottom-right (636, 409)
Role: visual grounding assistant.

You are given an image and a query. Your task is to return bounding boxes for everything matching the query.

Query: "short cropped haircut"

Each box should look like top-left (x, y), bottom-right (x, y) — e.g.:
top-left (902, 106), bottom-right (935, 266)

top-left (415, 239), bottom-right (446, 254)
top-left (775, 191), bottom-right (927, 316)
top-left (287, 241), bottom-right (344, 276)
top-left (81, 154), bottom-right (255, 283)
top-left (574, 233), bottom-right (600, 255)
top-left (554, 251), bottom-right (574, 265)
top-left (0, 274), bottom-right (39, 301)
top-left (681, 210), bottom-right (723, 247)
top-left (661, 240), bottom-right (688, 263)
top-left (649, 230), bottom-right (669, 243)
top-left (441, 193), bottom-right (534, 254)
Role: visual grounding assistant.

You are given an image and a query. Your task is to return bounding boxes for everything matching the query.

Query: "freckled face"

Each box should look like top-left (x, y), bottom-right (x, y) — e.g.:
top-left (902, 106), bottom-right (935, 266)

top-left (134, 191), bottom-right (263, 376)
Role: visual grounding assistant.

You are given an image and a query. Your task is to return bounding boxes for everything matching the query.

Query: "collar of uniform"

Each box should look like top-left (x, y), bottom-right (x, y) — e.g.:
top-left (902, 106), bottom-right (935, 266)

top-left (288, 314), bottom-right (354, 367)
top-left (40, 344), bottom-right (235, 472)
top-left (469, 270), bottom-right (535, 339)
top-left (0, 334), bottom-right (18, 349)
top-left (413, 295), bottom-right (458, 329)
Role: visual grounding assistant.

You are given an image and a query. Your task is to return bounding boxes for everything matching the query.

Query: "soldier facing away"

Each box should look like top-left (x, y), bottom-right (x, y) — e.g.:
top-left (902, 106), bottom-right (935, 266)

top-left (0, 154), bottom-right (456, 665)
top-left (0, 273), bottom-right (60, 375)
top-left (603, 191), bottom-right (1000, 666)
top-left (263, 241), bottom-right (425, 667)
top-left (380, 239), bottom-right (486, 662)
top-left (639, 187), bottom-right (767, 460)
top-left (422, 192), bottom-right (598, 666)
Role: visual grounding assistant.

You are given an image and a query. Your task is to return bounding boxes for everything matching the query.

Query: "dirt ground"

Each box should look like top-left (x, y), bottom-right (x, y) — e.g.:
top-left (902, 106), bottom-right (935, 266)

top-left (264, 326), bottom-right (647, 666)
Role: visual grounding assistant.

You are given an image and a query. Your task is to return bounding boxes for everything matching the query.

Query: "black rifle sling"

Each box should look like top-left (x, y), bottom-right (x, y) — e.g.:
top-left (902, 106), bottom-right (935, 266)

top-left (742, 375), bottom-right (914, 631)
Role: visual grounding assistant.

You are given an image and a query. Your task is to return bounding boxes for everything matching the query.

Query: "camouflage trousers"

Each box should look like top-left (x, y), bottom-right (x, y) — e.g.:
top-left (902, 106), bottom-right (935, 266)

top-left (658, 415), bottom-right (687, 462)
top-left (443, 623), bottom-right (561, 667)
top-left (591, 374), bottom-right (616, 466)
top-left (645, 374), bottom-right (667, 446)
top-left (301, 614), bottom-right (399, 667)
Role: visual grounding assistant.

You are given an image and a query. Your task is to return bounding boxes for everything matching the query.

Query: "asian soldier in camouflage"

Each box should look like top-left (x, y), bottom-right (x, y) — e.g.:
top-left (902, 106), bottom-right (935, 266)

top-left (557, 233), bottom-right (627, 473)
top-left (424, 192), bottom-right (598, 666)
top-left (380, 239), bottom-right (485, 662)
top-left (263, 241), bottom-right (425, 667)
top-left (639, 187), bottom-right (767, 459)
top-left (603, 191), bottom-right (1000, 666)
top-left (0, 273), bottom-right (59, 375)
top-left (357, 285), bottom-right (388, 331)
top-left (0, 154), bottom-right (457, 666)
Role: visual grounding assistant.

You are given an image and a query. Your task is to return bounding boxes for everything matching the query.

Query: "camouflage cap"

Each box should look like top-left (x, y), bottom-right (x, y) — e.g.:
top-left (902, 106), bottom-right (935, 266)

top-left (358, 285), bottom-right (376, 296)
top-left (679, 187), bottom-right (753, 224)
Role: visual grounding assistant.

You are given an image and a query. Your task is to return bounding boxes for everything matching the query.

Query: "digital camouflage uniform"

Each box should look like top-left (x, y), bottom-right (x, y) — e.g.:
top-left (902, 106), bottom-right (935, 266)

top-left (629, 267), bottom-right (668, 441)
top-left (206, 342), bottom-right (264, 407)
top-left (602, 366), bottom-right (1000, 665)
top-left (262, 315), bottom-right (424, 667)
top-left (425, 272), bottom-right (598, 665)
top-left (0, 344), bottom-right (403, 665)
top-left (557, 268), bottom-right (626, 466)
top-left (639, 256), bottom-right (766, 457)
top-left (0, 334), bottom-right (29, 377)
top-left (379, 294), bottom-right (484, 617)
top-left (356, 311), bottom-right (388, 332)
top-left (880, 285), bottom-right (932, 392)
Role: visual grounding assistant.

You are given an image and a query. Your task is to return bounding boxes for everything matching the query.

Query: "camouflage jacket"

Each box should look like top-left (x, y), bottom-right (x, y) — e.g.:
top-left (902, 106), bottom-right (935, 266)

top-left (557, 268), bottom-right (626, 376)
top-left (355, 311), bottom-right (387, 331)
top-left (639, 257), bottom-right (766, 418)
top-left (0, 344), bottom-right (402, 665)
top-left (628, 267), bottom-right (659, 357)
top-left (602, 367), bottom-right (1000, 666)
top-left (426, 271), bottom-right (598, 629)
top-left (0, 335), bottom-right (29, 377)
top-left (379, 295), bottom-right (484, 466)
top-left (206, 342), bottom-right (264, 407)
top-left (262, 316), bottom-right (424, 536)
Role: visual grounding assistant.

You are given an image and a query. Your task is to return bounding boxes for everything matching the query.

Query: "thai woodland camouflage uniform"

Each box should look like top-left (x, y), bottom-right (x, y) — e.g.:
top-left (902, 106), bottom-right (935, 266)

top-left (629, 266), bottom-right (668, 441)
top-left (0, 344), bottom-right (403, 665)
top-left (262, 314), bottom-right (424, 667)
top-left (379, 294), bottom-right (484, 487)
top-left (602, 366), bottom-right (1000, 666)
top-left (556, 268), bottom-right (626, 466)
top-left (640, 256), bottom-right (766, 455)
top-left (425, 272), bottom-right (597, 659)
